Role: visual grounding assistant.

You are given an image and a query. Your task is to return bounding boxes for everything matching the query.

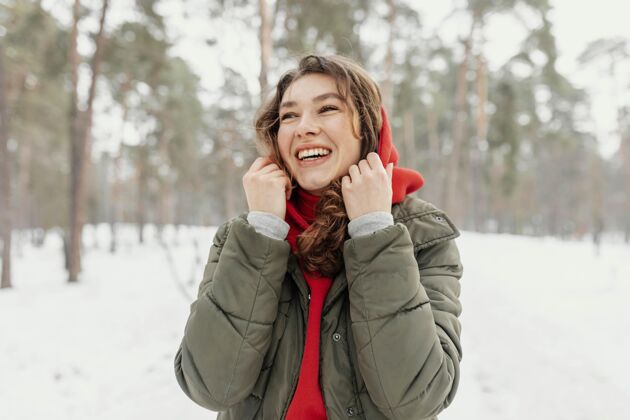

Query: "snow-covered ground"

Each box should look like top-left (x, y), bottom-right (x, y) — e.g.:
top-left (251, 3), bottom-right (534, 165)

top-left (1, 224), bottom-right (629, 420)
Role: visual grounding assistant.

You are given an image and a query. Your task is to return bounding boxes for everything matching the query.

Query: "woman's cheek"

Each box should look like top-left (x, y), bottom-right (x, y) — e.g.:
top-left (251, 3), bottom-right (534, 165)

top-left (277, 133), bottom-right (292, 162)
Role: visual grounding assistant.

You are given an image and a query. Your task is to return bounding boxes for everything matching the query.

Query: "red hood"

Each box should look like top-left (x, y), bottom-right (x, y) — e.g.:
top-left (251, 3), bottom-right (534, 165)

top-left (285, 105), bottom-right (425, 236)
top-left (377, 106), bottom-right (425, 203)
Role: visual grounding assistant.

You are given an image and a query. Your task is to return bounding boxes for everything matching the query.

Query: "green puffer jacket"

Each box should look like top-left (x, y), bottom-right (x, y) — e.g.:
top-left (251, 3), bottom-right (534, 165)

top-left (174, 196), bottom-right (464, 420)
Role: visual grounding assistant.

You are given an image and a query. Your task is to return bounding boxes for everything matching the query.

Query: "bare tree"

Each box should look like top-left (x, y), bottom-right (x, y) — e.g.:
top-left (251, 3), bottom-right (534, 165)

top-left (258, 0), bottom-right (272, 103)
top-left (443, 30), bottom-right (472, 223)
top-left (68, 0), bottom-right (110, 283)
top-left (381, 0), bottom-right (395, 113)
top-left (579, 38), bottom-right (630, 242)
top-left (0, 42), bottom-right (12, 289)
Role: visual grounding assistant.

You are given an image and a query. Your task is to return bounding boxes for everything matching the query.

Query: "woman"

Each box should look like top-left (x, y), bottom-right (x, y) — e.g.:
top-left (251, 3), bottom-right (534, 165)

top-left (175, 55), bottom-right (464, 420)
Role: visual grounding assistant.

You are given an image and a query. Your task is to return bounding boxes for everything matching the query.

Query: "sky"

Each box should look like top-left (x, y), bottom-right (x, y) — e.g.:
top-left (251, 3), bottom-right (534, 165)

top-left (42, 0), bottom-right (630, 159)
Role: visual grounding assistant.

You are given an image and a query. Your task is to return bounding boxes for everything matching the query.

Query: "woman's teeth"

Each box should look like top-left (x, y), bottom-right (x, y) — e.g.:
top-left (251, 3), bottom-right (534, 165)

top-left (298, 148), bottom-right (331, 160)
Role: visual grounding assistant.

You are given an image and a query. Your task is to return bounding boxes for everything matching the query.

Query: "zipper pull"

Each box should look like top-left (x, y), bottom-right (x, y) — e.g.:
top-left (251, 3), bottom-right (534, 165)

top-left (308, 293), bottom-right (311, 301)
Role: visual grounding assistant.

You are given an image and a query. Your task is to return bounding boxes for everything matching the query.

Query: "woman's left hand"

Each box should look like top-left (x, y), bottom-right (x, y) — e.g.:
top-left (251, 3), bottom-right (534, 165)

top-left (341, 152), bottom-right (394, 220)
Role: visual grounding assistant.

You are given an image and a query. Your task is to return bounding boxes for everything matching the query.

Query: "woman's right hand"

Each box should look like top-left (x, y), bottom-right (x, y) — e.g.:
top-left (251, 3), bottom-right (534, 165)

top-left (242, 156), bottom-right (292, 219)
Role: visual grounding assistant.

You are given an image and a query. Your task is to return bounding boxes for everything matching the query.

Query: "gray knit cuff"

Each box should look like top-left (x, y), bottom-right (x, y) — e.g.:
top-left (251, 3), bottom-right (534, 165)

top-left (347, 211), bottom-right (394, 238)
top-left (246, 211), bottom-right (290, 241)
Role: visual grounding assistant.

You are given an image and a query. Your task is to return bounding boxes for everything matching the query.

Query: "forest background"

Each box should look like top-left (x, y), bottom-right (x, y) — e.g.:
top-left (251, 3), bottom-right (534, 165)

top-left (1, 0), bottom-right (629, 287)
top-left (0, 1), bottom-right (629, 418)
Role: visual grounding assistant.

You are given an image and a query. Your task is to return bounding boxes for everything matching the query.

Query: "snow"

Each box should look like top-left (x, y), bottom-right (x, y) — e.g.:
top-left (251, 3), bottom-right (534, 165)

top-left (441, 232), bottom-right (630, 420)
top-left (1, 225), bottom-right (629, 419)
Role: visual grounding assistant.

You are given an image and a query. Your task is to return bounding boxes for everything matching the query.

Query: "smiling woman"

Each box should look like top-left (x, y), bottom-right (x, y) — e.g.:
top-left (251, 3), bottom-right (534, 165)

top-left (174, 54), bottom-right (465, 420)
top-left (254, 56), bottom-right (388, 277)
top-left (277, 75), bottom-right (362, 196)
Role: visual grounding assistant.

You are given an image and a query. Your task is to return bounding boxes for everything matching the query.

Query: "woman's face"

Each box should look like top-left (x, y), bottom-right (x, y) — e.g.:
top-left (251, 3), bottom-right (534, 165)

top-left (277, 73), bottom-right (361, 196)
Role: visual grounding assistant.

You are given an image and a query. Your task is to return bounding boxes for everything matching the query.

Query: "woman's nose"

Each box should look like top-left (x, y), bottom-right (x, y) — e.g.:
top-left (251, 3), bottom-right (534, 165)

top-left (295, 113), bottom-right (320, 138)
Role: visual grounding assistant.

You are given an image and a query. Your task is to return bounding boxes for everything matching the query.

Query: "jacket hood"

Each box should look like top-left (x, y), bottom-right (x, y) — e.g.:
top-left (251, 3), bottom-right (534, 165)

top-left (378, 106), bottom-right (424, 204)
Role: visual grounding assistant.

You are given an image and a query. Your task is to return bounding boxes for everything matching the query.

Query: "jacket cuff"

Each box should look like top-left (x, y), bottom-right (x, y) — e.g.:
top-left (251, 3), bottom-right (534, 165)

top-left (247, 211), bottom-right (290, 240)
top-left (347, 211), bottom-right (394, 238)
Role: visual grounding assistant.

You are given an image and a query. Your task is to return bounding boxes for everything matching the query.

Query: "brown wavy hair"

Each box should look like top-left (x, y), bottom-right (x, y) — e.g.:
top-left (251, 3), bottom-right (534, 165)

top-left (254, 55), bottom-right (382, 277)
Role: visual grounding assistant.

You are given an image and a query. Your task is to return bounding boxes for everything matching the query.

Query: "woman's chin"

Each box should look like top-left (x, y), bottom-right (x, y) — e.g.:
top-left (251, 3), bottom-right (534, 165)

top-left (297, 178), bottom-right (333, 195)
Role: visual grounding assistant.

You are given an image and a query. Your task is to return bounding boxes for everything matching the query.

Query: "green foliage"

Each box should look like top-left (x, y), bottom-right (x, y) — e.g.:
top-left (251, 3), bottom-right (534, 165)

top-left (276, 0), bottom-right (372, 62)
top-left (100, 1), bottom-right (207, 222)
top-left (1, 1), bottom-right (69, 229)
top-left (155, 57), bottom-right (204, 186)
top-left (0, 0), bottom-right (618, 237)
top-left (489, 79), bottom-right (518, 195)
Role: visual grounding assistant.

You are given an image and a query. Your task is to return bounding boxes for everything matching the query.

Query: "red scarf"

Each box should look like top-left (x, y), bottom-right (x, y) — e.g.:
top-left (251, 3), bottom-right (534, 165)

top-left (284, 106), bottom-right (424, 419)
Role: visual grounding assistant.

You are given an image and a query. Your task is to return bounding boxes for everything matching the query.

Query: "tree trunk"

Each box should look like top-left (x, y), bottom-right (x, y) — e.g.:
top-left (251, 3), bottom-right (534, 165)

top-left (443, 23), bottom-right (474, 224)
top-left (16, 134), bottom-right (32, 232)
top-left (68, 0), bottom-right (82, 282)
top-left (258, 0), bottom-right (272, 104)
top-left (426, 106), bottom-right (441, 202)
top-left (475, 55), bottom-right (488, 135)
top-left (13, 131), bottom-right (31, 258)
top-left (68, 0), bottom-right (110, 282)
top-left (157, 138), bottom-right (171, 243)
top-left (0, 42), bottom-right (12, 289)
top-left (471, 53), bottom-right (488, 230)
top-left (223, 155), bottom-right (237, 219)
top-left (615, 84), bottom-right (630, 243)
top-left (381, 0), bottom-right (395, 113)
top-left (109, 80), bottom-right (130, 253)
top-left (621, 134), bottom-right (630, 243)
top-left (402, 109), bottom-right (415, 171)
top-left (136, 147), bottom-right (146, 244)
top-left (109, 150), bottom-right (121, 253)
top-left (589, 152), bottom-right (604, 253)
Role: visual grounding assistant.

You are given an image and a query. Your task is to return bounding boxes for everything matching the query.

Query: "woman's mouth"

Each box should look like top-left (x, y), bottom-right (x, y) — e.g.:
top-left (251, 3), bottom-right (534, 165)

top-left (297, 152), bottom-right (332, 167)
top-left (296, 149), bottom-right (332, 167)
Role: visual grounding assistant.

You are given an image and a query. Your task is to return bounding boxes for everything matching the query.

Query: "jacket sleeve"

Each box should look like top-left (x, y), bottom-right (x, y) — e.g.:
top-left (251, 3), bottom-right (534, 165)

top-left (174, 216), bottom-right (291, 411)
top-left (343, 221), bottom-right (463, 419)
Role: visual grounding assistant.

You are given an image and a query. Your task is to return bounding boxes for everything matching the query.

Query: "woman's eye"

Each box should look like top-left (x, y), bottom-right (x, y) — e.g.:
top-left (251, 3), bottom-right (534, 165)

top-left (281, 106), bottom-right (336, 121)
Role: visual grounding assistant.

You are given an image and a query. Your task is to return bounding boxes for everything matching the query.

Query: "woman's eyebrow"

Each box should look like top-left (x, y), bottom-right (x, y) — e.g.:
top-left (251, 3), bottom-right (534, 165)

top-left (280, 92), bottom-right (343, 110)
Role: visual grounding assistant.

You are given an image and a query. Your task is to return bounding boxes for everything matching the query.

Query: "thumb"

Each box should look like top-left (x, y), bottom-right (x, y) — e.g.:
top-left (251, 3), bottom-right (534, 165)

top-left (386, 162), bottom-right (394, 181)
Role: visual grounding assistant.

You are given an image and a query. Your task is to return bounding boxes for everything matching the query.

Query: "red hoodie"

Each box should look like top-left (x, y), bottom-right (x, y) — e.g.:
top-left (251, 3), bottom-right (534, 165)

top-left (284, 106), bottom-right (424, 419)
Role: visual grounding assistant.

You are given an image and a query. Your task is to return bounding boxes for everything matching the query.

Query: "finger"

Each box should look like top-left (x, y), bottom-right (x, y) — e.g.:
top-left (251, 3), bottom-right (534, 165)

top-left (366, 152), bottom-right (385, 172)
top-left (341, 175), bottom-right (351, 187)
top-left (258, 162), bottom-right (281, 174)
top-left (358, 159), bottom-right (371, 174)
top-left (386, 162), bottom-right (394, 181)
top-left (265, 170), bottom-right (286, 178)
top-left (249, 156), bottom-right (272, 172)
top-left (348, 164), bottom-right (360, 181)
top-left (265, 171), bottom-right (292, 197)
